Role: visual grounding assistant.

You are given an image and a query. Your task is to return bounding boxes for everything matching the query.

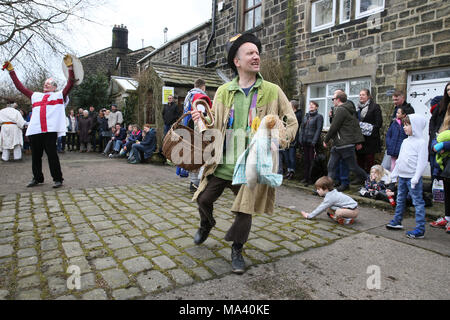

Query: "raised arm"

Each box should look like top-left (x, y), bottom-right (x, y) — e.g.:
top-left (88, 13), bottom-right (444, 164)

top-left (3, 61), bottom-right (33, 99)
top-left (61, 54), bottom-right (75, 99)
top-left (62, 67), bottom-right (75, 99)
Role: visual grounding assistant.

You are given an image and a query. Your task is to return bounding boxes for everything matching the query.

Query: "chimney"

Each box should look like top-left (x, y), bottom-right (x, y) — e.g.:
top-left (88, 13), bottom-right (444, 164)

top-left (112, 24), bottom-right (128, 50)
top-left (163, 27), bottom-right (168, 44)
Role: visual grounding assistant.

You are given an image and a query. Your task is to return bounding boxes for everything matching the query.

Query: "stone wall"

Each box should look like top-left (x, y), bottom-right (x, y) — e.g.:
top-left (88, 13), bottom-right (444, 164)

top-left (295, 0), bottom-right (449, 108)
top-left (81, 47), bottom-right (153, 79)
top-left (141, 22), bottom-right (212, 68)
top-left (209, 0), bottom-right (450, 99)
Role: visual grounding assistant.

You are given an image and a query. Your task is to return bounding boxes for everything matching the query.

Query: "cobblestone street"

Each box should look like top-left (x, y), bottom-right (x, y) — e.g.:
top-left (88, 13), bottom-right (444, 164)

top-left (0, 178), bottom-right (357, 300)
top-left (0, 153), bottom-right (449, 300)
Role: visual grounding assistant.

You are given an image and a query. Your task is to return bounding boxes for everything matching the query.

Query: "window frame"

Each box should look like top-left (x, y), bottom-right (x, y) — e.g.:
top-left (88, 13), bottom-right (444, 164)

top-left (340, 0), bottom-right (351, 24)
top-left (311, 0), bottom-right (336, 33)
top-left (180, 38), bottom-right (198, 67)
top-left (306, 77), bottom-right (372, 130)
top-left (243, 0), bottom-right (263, 32)
top-left (355, 0), bottom-right (385, 19)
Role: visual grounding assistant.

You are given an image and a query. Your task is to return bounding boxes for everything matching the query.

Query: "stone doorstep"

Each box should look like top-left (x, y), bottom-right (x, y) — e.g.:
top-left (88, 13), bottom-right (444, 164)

top-left (286, 181), bottom-right (442, 219)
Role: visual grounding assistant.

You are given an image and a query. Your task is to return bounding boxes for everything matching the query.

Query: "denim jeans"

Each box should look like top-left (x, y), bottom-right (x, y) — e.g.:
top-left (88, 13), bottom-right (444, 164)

top-left (164, 124), bottom-right (171, 136)
top-left (131, 144), bottom-right (144, 162)
top-left (114, 140), bottom-right (124, 152)
top-left (393, 177), bottom-right (426, 233)
top-left (334, 159), bottom-right (349, 186)
top-left (286, 146), bottom-right (296, 172)
top-left (328, 146), bottom-right (367, 183)
top-left (278, 150), bottom-right (287, 174)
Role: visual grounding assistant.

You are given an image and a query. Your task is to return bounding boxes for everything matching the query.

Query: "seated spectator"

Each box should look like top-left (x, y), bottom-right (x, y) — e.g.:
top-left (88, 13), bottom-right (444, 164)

top-left (128, 124), bottom-right (156, 164)
top-left (109, 123), bottom-right (126, 158)
top-left (119, 124), bottom-right (142, 157)
top-left (102, 126), bottom-right (116, 155)
top-left (359, 165), bottom-right (390, 201)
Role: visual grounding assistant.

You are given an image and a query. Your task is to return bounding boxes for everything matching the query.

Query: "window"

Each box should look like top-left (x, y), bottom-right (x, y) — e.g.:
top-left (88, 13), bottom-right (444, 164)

top-left (355, 0), bottom-right (385, 19)
top-left (410, 69), bottom-right (450, 83)
top-left (244, 0), bottom-right (262, 31)
top-left (311, 0), bottom-right (336, 32)
top-left (181, 43), bottom-right (189, 66)
top-left (340, 0), bottom-right (351, 23)
top-left (307, 78), bottom-right (371, 128)
top-left (190, 40), bottom-right (197, 67)
top-left (181, 39), bottom-right (198, 67)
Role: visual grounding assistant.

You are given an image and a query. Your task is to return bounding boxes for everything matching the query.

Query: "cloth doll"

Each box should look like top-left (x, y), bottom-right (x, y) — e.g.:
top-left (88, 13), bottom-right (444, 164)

top-left (232, 114), bottom-right (285, 189)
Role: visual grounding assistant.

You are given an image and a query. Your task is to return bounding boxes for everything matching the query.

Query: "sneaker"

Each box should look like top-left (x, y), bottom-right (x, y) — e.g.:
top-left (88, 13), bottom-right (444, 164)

top-left (108, 153), bottom-right (113, 158)
top-left (406, 229), bottom-right (425, 239)
top-left (336, 217), bottom-right (354, 225)
top-left (430, 217), bottom-right (448, 228)
top-left (386, 220), bottom-right (403, 230)
top-left (327, 211), bottom-right (337, 221)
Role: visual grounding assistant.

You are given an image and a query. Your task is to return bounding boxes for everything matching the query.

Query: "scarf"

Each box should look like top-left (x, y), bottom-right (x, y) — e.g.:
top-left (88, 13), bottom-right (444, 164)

top-left (357, 99), bottom-right (371, 120)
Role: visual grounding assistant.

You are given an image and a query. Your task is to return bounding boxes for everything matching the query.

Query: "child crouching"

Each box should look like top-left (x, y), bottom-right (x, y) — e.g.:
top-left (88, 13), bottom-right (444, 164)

top-left (301, 176), bottom-right (359, 225)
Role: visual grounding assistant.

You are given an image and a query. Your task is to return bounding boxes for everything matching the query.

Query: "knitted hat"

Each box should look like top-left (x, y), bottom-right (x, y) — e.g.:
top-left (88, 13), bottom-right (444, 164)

top-left (226, 33), bottom-right (262, 73)
top-left (192, 93), bottom-right (212, 108)
top-left (430, 95), bottom-right (443, 113)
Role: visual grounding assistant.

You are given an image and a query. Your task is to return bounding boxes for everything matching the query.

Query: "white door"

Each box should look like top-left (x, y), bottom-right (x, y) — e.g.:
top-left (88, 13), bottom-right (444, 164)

top-left (407, 68), bottom-right (450, 177)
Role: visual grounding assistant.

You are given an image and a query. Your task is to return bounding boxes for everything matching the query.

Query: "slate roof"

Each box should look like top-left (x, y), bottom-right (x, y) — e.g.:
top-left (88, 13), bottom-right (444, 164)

top-left (149, 61), bottom-right (225, 88)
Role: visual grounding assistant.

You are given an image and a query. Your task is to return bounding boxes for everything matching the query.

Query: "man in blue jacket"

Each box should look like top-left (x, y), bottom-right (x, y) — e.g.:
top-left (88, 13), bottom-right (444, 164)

top-left (129, 124), bottom-right (156, 164)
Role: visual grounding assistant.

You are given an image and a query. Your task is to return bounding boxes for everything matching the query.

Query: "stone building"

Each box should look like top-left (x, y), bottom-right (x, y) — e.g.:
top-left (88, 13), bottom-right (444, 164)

top-left (133, 0), bottom-right (449, 173)
top-left (139, 0), bottom-right (450, 134)
top-left (80, 25), bottom-right (155, 79)
top-left (136, 19), bottom-right (229, 139)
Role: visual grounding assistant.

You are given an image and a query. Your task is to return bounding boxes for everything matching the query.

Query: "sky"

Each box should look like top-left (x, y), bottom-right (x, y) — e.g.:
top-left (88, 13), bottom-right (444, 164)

top-left (1, 0), bottom-right (212, 88)
top-left (71, 0), bottom-right (212, 56)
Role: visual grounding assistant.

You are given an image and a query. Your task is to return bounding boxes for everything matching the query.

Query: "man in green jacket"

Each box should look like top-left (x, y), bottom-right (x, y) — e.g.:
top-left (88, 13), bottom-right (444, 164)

top-left (190, 33), bottom-right (298, 274)
top-left (323, 90), bottom-right (367, 185)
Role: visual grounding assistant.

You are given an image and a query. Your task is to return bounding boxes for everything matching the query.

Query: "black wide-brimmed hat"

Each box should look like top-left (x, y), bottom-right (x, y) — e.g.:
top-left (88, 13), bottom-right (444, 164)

top-left (226, 33), bottom-right (262, 73)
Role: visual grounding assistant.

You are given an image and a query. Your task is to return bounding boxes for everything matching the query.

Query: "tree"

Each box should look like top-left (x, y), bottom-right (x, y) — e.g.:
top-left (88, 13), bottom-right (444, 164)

top-left (0, 68), bottom-right (50, 112)
top-left (123, 92), bottom-right (138, 126)
top-left (69, 72), bottom-right (109, 110)
top-left (0, 0), bottom-right (103, 70)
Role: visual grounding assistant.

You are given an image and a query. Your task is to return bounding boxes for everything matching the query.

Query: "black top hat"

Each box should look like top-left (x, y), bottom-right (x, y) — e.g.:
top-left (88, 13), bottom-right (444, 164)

top-left (226, 33), bottom-right (262, 73)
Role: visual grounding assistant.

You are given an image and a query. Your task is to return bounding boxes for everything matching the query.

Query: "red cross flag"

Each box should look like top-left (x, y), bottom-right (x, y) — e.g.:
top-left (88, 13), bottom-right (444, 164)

top-left (27, 91), bottom-right (68, 137)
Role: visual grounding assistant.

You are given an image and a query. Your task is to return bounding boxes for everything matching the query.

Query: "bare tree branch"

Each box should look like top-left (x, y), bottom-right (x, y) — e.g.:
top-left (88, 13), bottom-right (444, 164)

top-left (0, 0), bottom-right (106, 74)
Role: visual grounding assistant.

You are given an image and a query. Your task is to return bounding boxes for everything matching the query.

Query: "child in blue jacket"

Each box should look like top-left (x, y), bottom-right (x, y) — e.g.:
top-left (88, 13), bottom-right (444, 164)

top-left (385, 106), bottom-right (408, 170)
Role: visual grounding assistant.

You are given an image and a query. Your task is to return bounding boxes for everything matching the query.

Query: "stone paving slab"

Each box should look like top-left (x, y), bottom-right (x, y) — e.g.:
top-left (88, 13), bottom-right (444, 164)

top-left (0, 181), bottom-right (356, 300)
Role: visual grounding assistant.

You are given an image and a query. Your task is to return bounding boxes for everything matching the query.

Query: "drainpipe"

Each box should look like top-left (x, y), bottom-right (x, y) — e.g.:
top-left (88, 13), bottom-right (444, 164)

top-left (204, 0), bottom-right (217, 67)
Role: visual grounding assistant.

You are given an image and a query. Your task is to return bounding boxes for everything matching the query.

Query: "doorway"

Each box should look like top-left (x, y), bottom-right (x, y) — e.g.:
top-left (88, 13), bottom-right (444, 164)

top-left (407, 67), bottom-right (450, 176)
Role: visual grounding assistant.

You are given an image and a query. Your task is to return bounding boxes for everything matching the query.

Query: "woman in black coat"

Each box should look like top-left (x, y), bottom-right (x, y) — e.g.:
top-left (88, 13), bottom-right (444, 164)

top-left (77, 110), bottom-right (93, 152)
top-left (356, 89), bottom-right (383, 173)
top-left (298, 101), bottom-right (323, 185)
